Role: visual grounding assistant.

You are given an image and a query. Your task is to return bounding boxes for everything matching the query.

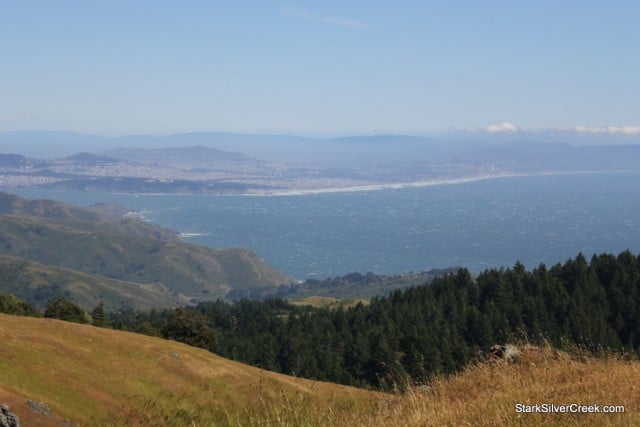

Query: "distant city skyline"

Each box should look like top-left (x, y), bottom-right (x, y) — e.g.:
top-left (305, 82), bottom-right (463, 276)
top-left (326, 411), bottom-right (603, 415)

top-left (2, 1), bottom-right (639, 135)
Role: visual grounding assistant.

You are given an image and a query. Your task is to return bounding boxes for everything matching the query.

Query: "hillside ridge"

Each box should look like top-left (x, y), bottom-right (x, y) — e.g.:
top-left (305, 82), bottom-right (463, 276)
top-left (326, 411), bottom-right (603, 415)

top-left (0, 192), bottom-right (291, 308)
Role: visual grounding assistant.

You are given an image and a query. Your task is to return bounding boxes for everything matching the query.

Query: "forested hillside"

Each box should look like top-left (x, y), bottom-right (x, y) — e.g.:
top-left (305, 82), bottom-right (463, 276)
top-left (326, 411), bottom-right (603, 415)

top-left (90, 250), bottom-right (640, 390)
top-left (3, 250), bottom-right (638, 390)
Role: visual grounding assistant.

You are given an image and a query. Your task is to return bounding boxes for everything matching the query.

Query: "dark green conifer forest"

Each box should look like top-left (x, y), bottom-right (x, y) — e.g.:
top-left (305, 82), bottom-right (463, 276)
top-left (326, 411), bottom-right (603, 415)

top-left (4, 250), bottom-right (640, 390)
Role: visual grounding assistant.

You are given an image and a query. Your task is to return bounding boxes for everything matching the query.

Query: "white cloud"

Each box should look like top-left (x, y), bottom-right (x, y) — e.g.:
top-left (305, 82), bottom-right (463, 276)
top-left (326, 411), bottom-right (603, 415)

top-left (575, 125), bottom-right (640, 135)
top-left (575, 126), bottom-right (606, 134)
top-left (608, 126), bottom-right (640, 135)
top-left (283, 8), bottom-right (366, 30)
top-left (486, 121), bottom-right (519, 133)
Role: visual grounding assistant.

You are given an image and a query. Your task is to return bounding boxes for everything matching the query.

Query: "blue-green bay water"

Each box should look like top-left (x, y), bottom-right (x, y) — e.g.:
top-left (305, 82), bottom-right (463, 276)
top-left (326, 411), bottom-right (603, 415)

top-left (7, 172), bottom-right (640, 280)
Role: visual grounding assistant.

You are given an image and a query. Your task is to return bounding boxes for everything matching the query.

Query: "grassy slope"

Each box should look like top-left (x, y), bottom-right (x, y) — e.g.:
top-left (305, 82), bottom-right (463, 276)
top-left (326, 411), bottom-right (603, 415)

top-left (390, 346), bottom-right (640, 426)
top-left (0, 314), bottom-right (639, 426)
top-left (0, 314), bottom-right (383, 426)
top-left (289, 295), bottom-right (368, 309)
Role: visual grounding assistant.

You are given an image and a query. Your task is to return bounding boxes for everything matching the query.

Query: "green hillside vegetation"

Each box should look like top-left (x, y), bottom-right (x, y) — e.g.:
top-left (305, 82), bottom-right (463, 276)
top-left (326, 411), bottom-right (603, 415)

top-left (0, 255), bottom-right (185, 310)
top-left (227, 269), bottom-right (458, 301)
top-left (0, 191), bottom-right (104, 222)
top-left (94, 251), bottom-right (640, 392)
top-left (0, 192), bottom-right (291, 305)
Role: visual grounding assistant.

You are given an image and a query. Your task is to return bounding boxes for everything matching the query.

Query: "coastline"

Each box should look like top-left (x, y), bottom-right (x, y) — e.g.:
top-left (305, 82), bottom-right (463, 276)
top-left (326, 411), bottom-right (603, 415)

top-left (2, 170), bottom-right (634, 199)
top-left (246, 170), bottom-right (634, 197)
top-left (4, 170), bottom-right (639, 279)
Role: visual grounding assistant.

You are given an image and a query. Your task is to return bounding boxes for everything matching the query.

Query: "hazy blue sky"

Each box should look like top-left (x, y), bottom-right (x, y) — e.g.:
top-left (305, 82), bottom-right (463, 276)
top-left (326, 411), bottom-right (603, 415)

top-left (2, 1), bottom-right (639, 135)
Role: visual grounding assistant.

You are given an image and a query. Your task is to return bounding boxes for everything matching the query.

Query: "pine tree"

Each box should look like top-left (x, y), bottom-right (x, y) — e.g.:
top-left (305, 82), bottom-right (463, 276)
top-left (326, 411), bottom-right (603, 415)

top-left (91, 300), bottom-right (108, 327)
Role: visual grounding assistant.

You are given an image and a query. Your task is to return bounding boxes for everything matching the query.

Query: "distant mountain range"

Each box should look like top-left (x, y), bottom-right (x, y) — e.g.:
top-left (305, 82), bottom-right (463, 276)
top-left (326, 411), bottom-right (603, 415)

top-left (1, 128), bottom-right (638, 159)
top-left (1, 130), bottom-right (639, 195)
top-left (104, 145), bottom-right (251, 164)
top-left (0, 192), bottom-right (292, 310)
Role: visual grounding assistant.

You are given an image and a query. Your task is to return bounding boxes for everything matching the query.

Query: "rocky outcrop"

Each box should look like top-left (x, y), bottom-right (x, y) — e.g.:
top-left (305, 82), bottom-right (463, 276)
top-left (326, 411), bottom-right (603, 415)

top-left (0, 404), bottom-right (20, 427)
top-left (25, 400), bottom-right (51, 417)
top-left (489, 344), bottom-right (521, 362)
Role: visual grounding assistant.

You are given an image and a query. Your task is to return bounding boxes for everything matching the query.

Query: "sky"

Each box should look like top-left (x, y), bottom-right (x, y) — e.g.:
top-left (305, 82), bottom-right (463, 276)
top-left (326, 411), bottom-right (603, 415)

top-left (1, 1), bottom-right (639, 136)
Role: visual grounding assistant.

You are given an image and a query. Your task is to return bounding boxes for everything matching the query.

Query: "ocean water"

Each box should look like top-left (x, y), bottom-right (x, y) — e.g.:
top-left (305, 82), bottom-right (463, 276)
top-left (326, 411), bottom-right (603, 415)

top-left (7, 172), bottom-right (640, 280)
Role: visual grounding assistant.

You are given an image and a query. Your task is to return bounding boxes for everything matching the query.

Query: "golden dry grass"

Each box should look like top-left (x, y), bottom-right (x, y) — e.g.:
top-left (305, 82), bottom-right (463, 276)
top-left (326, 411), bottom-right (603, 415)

top-left (376, 345), bottom-right (640, 426)
top-left (0, 314), bottom-right (638, 426)
top-left (0, 314), bottom-right (383, 426)
top-left (290, 296), bottom-right (368, 309)
top-left (290, 296), bottom-right (341, 305)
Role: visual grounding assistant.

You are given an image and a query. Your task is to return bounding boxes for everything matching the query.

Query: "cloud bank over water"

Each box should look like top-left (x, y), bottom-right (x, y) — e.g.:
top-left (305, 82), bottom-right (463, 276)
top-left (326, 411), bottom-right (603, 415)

top-left (575, 126), bottom-right (640, 135)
